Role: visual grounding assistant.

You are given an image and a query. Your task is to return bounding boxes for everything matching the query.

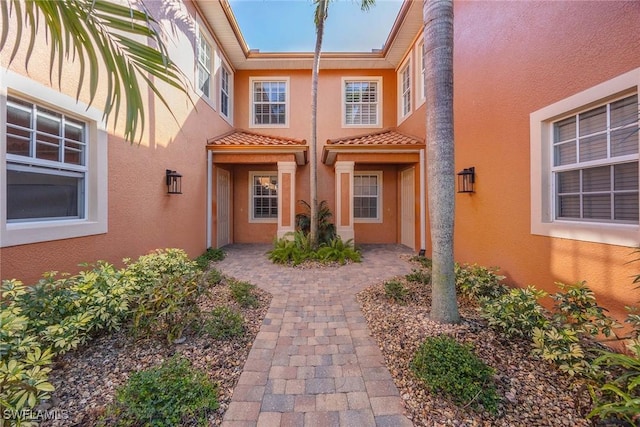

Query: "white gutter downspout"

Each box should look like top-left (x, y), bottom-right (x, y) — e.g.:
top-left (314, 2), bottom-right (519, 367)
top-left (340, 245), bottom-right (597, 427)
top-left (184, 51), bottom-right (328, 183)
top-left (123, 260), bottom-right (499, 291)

top-left (420, 148), bottom-right (426, 253)
top-left (206, 150), bottom-right (213, 249)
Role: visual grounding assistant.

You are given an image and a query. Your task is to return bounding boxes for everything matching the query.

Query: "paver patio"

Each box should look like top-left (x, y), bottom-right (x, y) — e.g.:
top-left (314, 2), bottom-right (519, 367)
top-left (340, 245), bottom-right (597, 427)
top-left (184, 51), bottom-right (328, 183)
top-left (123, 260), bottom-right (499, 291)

top-left (215, 244), bottom-right (415, 427)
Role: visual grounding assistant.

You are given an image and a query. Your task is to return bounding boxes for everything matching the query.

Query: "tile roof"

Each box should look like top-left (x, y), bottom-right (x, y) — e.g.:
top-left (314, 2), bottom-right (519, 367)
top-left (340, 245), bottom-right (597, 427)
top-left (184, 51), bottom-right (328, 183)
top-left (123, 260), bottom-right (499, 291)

top-left (326, 129), bottom-right (424, 146)
top-left (208, 130), bottom-right (306, 146)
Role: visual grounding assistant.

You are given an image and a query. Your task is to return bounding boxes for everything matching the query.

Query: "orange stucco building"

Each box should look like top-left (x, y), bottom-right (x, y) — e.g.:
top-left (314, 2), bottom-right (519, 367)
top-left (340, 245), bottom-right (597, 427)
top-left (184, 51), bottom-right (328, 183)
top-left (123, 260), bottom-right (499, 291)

top-left (1, 1), bottom-right (639, 317)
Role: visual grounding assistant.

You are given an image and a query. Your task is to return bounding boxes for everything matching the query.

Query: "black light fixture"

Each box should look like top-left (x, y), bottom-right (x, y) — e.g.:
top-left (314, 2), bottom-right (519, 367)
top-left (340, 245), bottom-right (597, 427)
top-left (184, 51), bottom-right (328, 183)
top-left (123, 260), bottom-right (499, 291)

top-left (166, 169), bottom-right (182, 194)
top-left (457, 167), bottom-right (475, 193)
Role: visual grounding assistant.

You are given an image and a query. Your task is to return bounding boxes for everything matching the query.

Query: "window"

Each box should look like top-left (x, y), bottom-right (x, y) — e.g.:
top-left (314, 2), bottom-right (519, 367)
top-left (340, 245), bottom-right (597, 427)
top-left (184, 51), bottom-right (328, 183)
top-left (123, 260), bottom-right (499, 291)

top-left (354, 172), bottom-right (382, 222)
top-left (250, 172), bottom-right (278, 221)
top-left (250, 78), bottom-right (288, 127)
top-left (6, 97), bottom-right (86, 222)
top-left (220, 65), bottom-right (231, 119)
top-left (197, 30), bottom-right (212, 99)
top-left (343, 78), bottom-right (381, 127)
top-left (400, 61), bottom-right (411, 117)
top-left (530, 68), bottom-right (639, 246)
top-left (552, 94), bottom-right (638, 223)
top-left (418, 41), bottom-right (426, 103)
top-left (1, 69), bottom-right (108, 248)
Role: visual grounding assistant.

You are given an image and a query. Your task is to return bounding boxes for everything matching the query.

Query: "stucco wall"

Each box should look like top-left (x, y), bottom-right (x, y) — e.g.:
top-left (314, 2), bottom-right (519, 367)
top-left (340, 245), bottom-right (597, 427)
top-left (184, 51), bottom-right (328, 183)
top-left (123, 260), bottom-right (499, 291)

top-left (0, 0), bottom-right (233, 283)
top-left (400, 1), bottom-right (640, 317)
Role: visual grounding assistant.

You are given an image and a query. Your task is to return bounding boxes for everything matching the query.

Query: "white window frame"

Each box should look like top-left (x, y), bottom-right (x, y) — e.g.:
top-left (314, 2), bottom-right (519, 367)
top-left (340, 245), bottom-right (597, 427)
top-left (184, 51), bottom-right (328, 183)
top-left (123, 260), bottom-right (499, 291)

top-left (249, 77), bottom-right (289, 128)
top-left (399, 58), bottom-right (412, 120)
top-left (219, 61), bottom-right (233, 124)
top-left (196, 23), bottom-right (215, 109)
top-left (353, 171), bottom-right (383, 223)
top-left (0, 69), bottom-right (108, 248)
top-left (417, 41), bottom-right (426, 107)
top-left (530, 67), bottom-right (640, 247)
top-left (342, 77), bottom-right (383, 128)
top-left (249, 171), bottom-right (278, 223)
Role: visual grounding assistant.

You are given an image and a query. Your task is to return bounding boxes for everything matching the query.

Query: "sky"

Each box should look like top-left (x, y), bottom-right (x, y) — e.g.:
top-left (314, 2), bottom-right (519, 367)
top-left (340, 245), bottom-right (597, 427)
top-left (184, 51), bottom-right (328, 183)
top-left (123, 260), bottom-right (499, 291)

top-left (228, 0), bottom-right (404, 53)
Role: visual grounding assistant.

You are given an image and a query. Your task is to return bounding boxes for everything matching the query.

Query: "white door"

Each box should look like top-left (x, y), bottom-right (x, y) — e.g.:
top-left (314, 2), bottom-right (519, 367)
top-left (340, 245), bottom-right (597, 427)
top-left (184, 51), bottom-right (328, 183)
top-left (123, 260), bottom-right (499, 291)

top-left (400, 167), bottom-right (415, 249)
top-left (216, 168), bottom-right (231, 247)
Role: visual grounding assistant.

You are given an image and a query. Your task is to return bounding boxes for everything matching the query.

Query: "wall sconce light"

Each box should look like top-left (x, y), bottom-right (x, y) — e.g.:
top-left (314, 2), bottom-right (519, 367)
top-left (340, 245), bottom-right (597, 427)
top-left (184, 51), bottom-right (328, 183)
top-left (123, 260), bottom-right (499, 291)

top-left (166, 169), bottom-right (182, 194)
top-left (457, 167), bottom-right (475, 193)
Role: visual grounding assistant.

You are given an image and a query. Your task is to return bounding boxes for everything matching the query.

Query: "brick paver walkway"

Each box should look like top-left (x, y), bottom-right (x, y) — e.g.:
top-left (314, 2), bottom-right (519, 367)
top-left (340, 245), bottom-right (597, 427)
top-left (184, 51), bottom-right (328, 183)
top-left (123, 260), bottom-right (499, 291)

top-left (215, 244), bottom-right (415, 427)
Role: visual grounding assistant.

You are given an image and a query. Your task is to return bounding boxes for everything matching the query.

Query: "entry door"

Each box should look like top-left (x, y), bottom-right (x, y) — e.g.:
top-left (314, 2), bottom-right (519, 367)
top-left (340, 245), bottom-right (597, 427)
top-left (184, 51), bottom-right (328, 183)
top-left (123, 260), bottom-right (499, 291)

top-left (400, 167), bottom-right (415, 249)
top-left (216, 168), bottom-right (231, 247)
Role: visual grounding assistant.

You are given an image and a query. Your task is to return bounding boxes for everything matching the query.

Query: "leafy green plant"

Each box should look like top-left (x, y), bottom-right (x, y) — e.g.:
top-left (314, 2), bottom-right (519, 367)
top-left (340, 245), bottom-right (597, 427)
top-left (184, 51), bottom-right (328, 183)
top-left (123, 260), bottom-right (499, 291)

top-left (455, 263), bottom-right (508, 301)
top-left (551, 281), bottom-right (618, 338)
top-left (406, 269), bottom-right (430, 285)
top-left (127, 249), bottom-right (206, 344)
top-left (532, 326), bottom-right (598, 377)
top-left (195, 248), bottom-right (226, 270)
top-left (295, 200), bottom-right (336, 246)
top-left (410, 255), bottom-right (432, 269)
top-left (204, 268), bottom-right (223, 287)
top-left (229, 279), bottom-right (259, 308)
top-left (203, 307), bottom-right (245, 339)
top-left (316, 237), bottom-right (361, 265)
top-left (384, 280), bottom-right (409, 304)
top-left (99, 356), bottom-right (219, 427)
top-left (411, 335), bottom-right (499, 414)
top-left (588, 341), bottom-right (640, 425)
top-left (480, 285), bottom-right (549, 338)
top-left (267, 232), bottom-right (312, 266)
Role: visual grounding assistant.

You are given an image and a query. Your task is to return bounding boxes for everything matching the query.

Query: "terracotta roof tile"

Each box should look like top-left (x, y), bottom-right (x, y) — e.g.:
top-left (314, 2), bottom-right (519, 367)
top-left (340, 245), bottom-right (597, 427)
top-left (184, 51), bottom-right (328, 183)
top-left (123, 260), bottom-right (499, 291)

top-left (326, 129), bottom-right (423, 146)
top-left (208, 130), bottom-right (306, 146)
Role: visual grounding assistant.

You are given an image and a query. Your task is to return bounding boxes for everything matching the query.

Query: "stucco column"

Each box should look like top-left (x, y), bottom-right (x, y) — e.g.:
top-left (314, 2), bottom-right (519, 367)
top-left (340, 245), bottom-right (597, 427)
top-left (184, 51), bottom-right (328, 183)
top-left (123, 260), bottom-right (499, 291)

top-left (277, 161), bottom-right (297, 238)
top-left (334, 161), bottom-right (355, 243)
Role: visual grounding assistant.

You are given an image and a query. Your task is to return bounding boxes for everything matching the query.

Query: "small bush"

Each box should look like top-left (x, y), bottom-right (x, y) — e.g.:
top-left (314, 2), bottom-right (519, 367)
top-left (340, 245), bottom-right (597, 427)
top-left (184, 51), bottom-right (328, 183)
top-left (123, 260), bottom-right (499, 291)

top-left (204, 307), bottom-right (245, 339)
top-left (195, 248), bottom-right (226, 270)
top-left (411, 256), bottom-right (432, 269)
top-left (551, 281), bottom-right (618, 338)
top-left (100, 356), bottom-right (219, 427)
top-left (267, 232), bottom-right (311, 266)
top-left (229, 279), bottom-right (259, 308)
top-left (204, 268), bottom-right (224, 286)
top-left (315, 237), bottom-right (361, 265)
top-left (406, 269), bottom-right (430, 285)
top-left (588, 340), bottom-right (640, 425)
top-left (411, 335), bottom-right (499, 413)
top-left (384, 280), bottom-right (409, 304)
top-left (455, 263), bottom-right (508, 301)
top-left (480, 286), bottom-right (549, 339)
top-left (295, 200), bottom-right (336, 246)
top-left (127, 249), bottom-right (206, 344)
top-left (532, 326), bottom-right (597, 377)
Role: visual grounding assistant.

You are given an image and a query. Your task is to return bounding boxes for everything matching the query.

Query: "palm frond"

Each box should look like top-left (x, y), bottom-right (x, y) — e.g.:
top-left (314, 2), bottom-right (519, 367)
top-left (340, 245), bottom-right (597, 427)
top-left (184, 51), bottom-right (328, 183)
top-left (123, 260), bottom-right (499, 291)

top-left (0, 0), bottom-right (191, 143)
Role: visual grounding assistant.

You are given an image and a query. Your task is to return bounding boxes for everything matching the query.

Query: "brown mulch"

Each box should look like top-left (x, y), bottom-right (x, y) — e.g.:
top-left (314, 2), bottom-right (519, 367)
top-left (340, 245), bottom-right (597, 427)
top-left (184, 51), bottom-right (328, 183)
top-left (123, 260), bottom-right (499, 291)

top-left (357, 264), bottom-right (593, 427)
top-left (40, 272), bottom-right (271, 427)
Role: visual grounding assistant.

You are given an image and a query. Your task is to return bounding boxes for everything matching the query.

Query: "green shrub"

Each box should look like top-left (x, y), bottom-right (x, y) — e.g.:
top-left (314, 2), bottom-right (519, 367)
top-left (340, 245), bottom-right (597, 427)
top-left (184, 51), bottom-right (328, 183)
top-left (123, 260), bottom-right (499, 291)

top-left (204, 268), bottom-right (223, 286)
top-left (267, 232), bottom-right (312, 266)
top-left (195, 248), bottom-right (226, 270)
top-left (411, 335), bottom-right (499, 413)
top-left (406, 269), bottom-right (430, 285)
top-left (100, 356), bottom-right (219, 427)
top-left (384, 280), bottom-right (409, 304)
top-left (532, 326), bottom-right (597, 377)
top-left (410, 256), bottom-right (432, 269)
top-left (455, 263), bottom-right (508, 301)
top-left (0, 304), bottom-right (55, 422)
top-left (480, 285), bottom-right (549, 338)
top-left (229, 279), bottom-right (259, 308)
top-left (127, 249), bottom-right (206, 344)
top-left (315, 237), bottom-right (361, 265)
top-left (588, 340), bottom-right (640, 425)
top-left (551, 281), bottom-right (618, 338)
top-left (204, 307), bottom-right (245, 339)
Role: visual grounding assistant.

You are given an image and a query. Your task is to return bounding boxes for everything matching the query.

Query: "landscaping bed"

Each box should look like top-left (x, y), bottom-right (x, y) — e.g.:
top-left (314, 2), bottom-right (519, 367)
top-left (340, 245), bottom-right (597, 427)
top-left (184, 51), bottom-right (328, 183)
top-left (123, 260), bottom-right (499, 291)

top-left (40, 276), bottom-right (271, 426)
top-left (358, 268), bottom-right (592, 426)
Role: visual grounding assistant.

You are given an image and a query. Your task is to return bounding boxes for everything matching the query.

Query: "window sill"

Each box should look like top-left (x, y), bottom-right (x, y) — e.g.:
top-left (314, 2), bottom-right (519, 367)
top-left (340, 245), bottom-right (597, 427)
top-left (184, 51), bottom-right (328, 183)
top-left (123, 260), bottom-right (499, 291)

top-left (1, 219), bottom-right (108, 248)
top-left (531, 220), bottom-right (639, 247)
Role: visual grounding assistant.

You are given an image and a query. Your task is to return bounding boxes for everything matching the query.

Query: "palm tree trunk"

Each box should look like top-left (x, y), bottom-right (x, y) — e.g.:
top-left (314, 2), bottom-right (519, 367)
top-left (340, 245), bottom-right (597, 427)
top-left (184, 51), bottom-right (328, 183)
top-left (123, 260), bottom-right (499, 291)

top-left (424, 0), bottom-right (459, 324)
top-left (310, 0), bottom-right (328, 249)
